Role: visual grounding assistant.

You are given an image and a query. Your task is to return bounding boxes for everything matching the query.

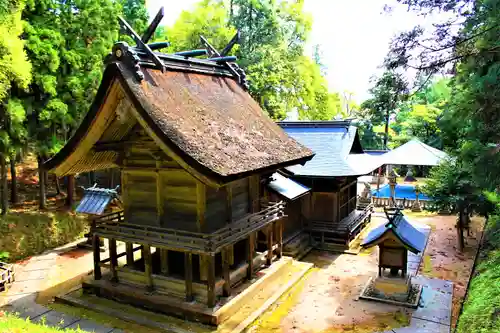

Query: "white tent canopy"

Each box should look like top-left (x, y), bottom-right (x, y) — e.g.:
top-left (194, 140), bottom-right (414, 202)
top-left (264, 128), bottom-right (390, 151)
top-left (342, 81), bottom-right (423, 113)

top-left (381, 138), bottom-right (448, 166)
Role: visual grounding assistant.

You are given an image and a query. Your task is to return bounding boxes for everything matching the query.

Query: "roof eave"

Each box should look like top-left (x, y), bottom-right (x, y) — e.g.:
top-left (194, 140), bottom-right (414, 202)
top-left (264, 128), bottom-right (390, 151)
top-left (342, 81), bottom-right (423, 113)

top-left (43, 64), bottom-right (120, 175)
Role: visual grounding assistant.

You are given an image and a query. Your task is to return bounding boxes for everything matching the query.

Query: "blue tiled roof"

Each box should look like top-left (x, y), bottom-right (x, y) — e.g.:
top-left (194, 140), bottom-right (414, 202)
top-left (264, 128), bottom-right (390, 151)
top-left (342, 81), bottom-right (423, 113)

top-left (278, 121), bottom-right (383, 177)
top-left (76, 186), bottom-right (119, 215)
top-left (361, 211), bottom-right (426, 253)
top-left (267, 172), bottom-right (311, 201)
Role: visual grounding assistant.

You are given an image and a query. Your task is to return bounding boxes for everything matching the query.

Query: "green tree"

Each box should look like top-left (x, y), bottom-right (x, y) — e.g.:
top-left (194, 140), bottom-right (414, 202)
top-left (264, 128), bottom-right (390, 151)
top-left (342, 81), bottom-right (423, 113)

top-left (390, 78), bottom-right (450, 148)
top-left (360, 71), bottom-right (408, 149)
top-left (0, 0), bottom-right (32, 213)
top-left (163, 0), bottom-right (339, 120)
top-left (21, 0), bottom-right (122, 208)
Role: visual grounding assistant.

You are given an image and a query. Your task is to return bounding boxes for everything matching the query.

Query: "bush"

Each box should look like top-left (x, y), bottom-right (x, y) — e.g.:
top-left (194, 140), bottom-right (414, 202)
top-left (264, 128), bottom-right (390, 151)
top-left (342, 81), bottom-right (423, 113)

top-left (0, 312), bottom-right (85, 332)
top-left (456, 213), bottom-right (500, 332)
top-left (0, 211), bottom-right (87, 262)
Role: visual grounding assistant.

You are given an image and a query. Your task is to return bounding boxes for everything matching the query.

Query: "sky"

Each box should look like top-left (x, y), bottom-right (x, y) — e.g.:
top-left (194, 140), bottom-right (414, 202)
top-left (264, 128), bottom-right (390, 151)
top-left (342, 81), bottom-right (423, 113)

top-left (145, 0), bottom-right (431, 102)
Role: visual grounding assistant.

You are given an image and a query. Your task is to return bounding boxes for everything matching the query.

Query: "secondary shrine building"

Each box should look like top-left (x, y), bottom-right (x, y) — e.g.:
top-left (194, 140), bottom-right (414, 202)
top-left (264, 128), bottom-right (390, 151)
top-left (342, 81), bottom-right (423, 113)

top-left (43, 41), bottom-right (313, 320)
top-left (276, 121), bottom-right (383, 254)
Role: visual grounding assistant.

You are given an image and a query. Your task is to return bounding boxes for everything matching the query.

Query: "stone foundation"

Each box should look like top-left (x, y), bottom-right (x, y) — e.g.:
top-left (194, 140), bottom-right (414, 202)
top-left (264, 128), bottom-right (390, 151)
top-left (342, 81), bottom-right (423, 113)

top-left (372, 276), bottom-right (411, 302)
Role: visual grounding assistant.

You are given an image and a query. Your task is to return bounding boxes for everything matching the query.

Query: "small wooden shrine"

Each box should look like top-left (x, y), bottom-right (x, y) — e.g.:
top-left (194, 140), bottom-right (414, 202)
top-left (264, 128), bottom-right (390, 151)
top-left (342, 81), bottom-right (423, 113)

top-left (360, 208), bottom-right (426, 304)
top-left (43, 9), bottom-right (313, 325)
top-left (277, 121), bottom-right (383, 253)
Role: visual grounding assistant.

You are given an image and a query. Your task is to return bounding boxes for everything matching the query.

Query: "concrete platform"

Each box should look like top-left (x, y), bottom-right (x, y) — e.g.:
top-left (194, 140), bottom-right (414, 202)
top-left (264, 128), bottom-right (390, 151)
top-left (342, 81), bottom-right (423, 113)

top-left (58, 257), bottom-right (312, 332)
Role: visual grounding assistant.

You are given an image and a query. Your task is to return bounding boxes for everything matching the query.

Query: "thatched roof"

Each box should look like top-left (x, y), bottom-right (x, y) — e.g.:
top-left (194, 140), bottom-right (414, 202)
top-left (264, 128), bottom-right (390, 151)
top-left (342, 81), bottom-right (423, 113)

top-left (43, 53), bottom-right (313, 185)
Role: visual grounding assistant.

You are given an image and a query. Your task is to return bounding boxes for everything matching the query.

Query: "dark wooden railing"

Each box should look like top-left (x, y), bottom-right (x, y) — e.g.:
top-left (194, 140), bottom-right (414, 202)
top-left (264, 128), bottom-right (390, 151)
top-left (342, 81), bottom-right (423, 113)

top-left (92, 202), bottom-right (284, 254)
top-left (307, 204), bottom-right (373, 234)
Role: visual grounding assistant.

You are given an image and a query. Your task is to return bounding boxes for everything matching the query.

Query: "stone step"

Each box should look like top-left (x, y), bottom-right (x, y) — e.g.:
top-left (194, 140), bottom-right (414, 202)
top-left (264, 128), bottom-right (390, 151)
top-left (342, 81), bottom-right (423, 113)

top-left (216, 260), bottom-right (312, 333)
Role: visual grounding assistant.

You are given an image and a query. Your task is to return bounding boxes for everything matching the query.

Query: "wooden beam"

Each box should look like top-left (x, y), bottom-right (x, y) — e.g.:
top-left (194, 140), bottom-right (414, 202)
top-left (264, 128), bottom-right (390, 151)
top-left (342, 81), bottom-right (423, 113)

top-left (220, 31), bottom-right (240, 56)
top-left (185, 253), bottom-right (194, 302)
top-left (109, 238), bottom-right (118, 283)
top-left (126, 243), bottom-right (134, 267)
top-left (118, 16), bottom-right (164, 72)
top-left (196, 182), bottom-right (206, 231)
top-left (222, 248), bottom-right (231, 297)
top-left (93, 234), bottom-right (102, 280)
top-left (160, 249), bottom-right (169, 276)
top-left (267, 225), bottom-right (273, 266)
top-left (141, 7), bottom-right (164, 43)
top-left (156, 167), bottom-right (162, 225)
top-left (143, 244), bottom-right (154, 291)
top-left (207, 255), bottom-right (216, 308)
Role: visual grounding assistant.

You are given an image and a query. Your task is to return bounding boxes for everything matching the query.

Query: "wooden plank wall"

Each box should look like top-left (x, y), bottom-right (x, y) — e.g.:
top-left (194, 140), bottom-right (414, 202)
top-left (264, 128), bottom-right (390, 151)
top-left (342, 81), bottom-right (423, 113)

top-left (122, 170), bottom-right (158, 226)
top-left (161, 169), bottom-right (198, 231)
top-left (311, 192), bottom-right (335, 222)
top-left (231, 178), bottom-right (249, 221)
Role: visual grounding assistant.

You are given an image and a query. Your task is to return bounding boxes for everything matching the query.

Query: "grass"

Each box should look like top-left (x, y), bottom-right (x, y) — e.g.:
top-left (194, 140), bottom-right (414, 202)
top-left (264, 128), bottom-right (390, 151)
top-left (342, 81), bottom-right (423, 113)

top-left (456, 214), bottom-right (500, 333)
top-left (0, 312), bottom-right (85, 332)
top-left (0, 210), bottom-right (87, 262)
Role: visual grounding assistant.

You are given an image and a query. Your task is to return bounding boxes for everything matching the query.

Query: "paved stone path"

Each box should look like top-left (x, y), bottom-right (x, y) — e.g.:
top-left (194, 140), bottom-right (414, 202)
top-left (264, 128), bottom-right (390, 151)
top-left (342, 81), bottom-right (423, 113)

top-left (0, 239), bottom-right (123, 333)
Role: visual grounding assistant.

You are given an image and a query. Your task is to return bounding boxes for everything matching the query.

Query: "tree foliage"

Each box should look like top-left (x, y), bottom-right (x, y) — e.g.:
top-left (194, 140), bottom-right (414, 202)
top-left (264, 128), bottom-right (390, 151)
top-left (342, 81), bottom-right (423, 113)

top-left (161, 0), bottom-right (340, 120)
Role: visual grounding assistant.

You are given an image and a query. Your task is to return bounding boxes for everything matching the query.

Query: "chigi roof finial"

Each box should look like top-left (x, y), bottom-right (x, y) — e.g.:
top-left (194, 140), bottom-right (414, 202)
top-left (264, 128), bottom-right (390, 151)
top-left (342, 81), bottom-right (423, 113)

top-left (105, 7), bottom-right (249, 90)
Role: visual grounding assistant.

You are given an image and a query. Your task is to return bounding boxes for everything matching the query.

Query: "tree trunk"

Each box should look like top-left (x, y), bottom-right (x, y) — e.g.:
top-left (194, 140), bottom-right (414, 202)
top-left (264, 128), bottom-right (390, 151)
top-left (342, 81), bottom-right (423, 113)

top-left (65, 175), bottom-right (74, 208)
top-left (1, 155), bottom-right (8, 215)
top-left (38, 156), bottom-right (46, 210)
top-left (383, 109), bottom-right (389, 149)
top-left (10, 155), bottom-right (17, 204)
top-left (457, 208), bottom-right (465, 252)
top-left (55, 177), bottom-right (61, 195)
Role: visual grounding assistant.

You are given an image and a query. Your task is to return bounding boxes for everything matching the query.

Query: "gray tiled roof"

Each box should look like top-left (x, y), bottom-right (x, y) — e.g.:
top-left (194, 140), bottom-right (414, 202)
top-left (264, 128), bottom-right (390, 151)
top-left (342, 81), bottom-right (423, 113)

top-left (361, 211), bottom-right (427, 253)
top-left (76, 185), bottom-right (119, 215)
top-left (278, 121), bottom-right (383, 177)
top-left (267, 172), bottom-right (311, 201)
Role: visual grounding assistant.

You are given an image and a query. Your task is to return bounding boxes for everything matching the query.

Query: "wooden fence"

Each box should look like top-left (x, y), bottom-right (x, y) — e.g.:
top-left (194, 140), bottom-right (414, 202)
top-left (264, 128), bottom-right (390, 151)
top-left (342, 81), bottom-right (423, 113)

top-left (372, 197), bottom-right (432, 210)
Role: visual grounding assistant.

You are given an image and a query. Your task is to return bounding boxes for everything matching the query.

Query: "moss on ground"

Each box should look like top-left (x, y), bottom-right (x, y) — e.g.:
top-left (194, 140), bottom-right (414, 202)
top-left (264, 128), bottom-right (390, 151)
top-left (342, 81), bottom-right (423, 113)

top-left (456, 215), bottom-right (500, 333)
top-left (0, 211), bottom-right (87, 262)
top-left (248, 268), bottom-right (315, 332)
top-left (0, 312), bottom-right (84, 332)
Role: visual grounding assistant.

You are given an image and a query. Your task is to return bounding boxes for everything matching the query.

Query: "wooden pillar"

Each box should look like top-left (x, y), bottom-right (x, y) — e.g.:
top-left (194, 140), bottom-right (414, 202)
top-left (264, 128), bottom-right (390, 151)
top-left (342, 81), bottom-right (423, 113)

top-left (266, 225), bottom-right (273, 266)
top-left (222, 248), bottom-right (231, 297)
top-left (65, 175), bottom-right (75, 208)
top-left (109, 238), bottom-right (118, 283)
top-left (277, 220), bottom-right (283, 259)
top-left (126, 243), bottom-right (134, 267)
top-left (143, 245), bottom-right (154, 291)
top-left (247, 232), bottom-right (255, 279)
top-left (160, 249), bottom-right (169, 275)
top-left (225, 185), bottom-right (233, 223)
top-left (199, 255), bottom-right (208, 281)
top-left (249, 175), bottom-right (260, 213)
top-left (93, 234), bottom-right (101, 280)
top-left (185, 253), bottom-right (193, 302)
top-left (207, 254), bottom-right (216, 308)
top-left (196, 182), bottom-right (206, 231)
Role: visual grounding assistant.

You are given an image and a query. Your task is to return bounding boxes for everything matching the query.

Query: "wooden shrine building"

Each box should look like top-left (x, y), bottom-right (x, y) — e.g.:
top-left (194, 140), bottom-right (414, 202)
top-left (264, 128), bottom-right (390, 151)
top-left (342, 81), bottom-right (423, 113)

top-left (361, 207), bottom-right (426, 278)
top-left (43, 10), bottom-right (313, 324)
top-left (277, 121), bottom-right (383, 253)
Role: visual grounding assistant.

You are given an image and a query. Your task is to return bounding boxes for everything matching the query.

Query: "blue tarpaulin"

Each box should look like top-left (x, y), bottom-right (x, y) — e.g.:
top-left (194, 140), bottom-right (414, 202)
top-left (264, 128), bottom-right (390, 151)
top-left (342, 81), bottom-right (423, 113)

top-left (267, 173), bottom-right (311, 201)
top-left (76, 185), bottom-right (119, 215)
